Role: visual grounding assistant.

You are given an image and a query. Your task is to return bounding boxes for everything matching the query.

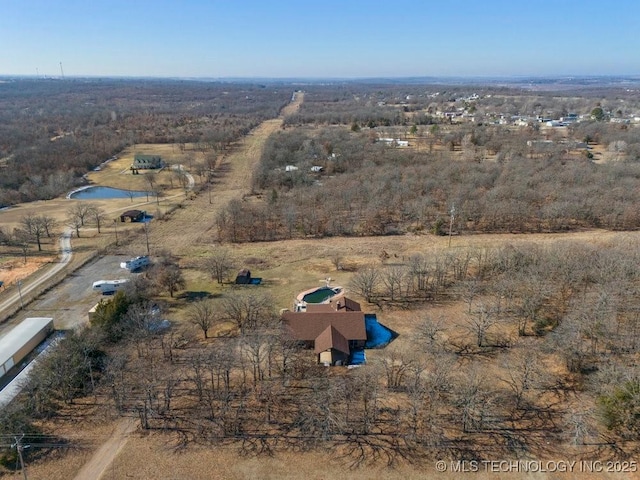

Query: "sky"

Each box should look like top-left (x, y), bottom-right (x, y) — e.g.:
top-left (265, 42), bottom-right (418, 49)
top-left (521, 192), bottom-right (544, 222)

top-left (1, 0), bottom-right (639, 79)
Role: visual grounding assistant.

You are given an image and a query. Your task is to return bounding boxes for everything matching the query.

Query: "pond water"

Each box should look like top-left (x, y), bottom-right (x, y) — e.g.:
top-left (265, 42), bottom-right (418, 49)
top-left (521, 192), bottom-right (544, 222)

top-left (68, 186), bottom-right (150, 200)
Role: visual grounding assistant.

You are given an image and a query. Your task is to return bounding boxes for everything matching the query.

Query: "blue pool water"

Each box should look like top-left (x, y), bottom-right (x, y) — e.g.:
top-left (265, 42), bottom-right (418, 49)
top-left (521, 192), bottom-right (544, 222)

top-left (349, 349), bottom-right (366, 365)
top-left (302, 286), bottom-right (340, 304)
top-left (69, 186), bottom-right (150, 200)
top-left (364, 314), bottom-right (394, 348)
top-left (347, 315), bottom-right (395, 365)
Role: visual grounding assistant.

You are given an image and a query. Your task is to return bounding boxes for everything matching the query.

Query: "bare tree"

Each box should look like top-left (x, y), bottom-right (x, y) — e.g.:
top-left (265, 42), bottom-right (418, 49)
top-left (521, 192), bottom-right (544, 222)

top-left (204, 248), bottom-right (235, 284)
top-left (187, 298), bottom-right (217, 339)
top-left (220, 291), bottom-right (275, 334)
top-left (87, 204), bottom-right (107, 233)
top-left (20, 214), bottom-right (46, 251)
top-left (67, 203), bottom-right (93, 227)
top-left (39, 214), bottom-right (58, 238)
top-left (464, 303), bottom-right (498, 347)
top-left (123, 301), bottom-right (159, 357)
top-left (204, 152), bottom-right (218, 177)
top-left (349, 266), bottom-right (381, 303)
top-left (144, 172), bottom-right (157, 201)
top-left (454, 367), bottom-right (494, 433)
top-left (12, 228), bottom-right (31, 263)
top-left (380, 348), bottom-right (417, 392)
top-left (330, 253), bottom-right (343, 271)
top-left (499, 348), bottom-right (544, 410)
top-left (564, 408), bottom-right (596, 446)
top-left (416, 315), bottom-right (447, 352)
top-left (240, 330), bottom-right (271, 388)
top-left (408, 254), bottom-right (432, 295)
top-left (153, 263), bottom-right (185, 298)
top-left (381, 266), bottom-right (407, 302)
top-left (67, 213), bottom-right (84, 238)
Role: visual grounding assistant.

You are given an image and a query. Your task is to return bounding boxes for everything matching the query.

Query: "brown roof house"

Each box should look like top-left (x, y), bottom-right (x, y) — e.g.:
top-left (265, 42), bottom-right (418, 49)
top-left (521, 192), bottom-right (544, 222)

top-left (282, 297), bottom-right (367, 366)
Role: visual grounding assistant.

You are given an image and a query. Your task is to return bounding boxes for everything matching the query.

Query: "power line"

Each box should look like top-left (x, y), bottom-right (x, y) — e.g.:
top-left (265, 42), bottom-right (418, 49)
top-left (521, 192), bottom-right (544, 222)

top-left (11, 434), bottom-right (28, 480)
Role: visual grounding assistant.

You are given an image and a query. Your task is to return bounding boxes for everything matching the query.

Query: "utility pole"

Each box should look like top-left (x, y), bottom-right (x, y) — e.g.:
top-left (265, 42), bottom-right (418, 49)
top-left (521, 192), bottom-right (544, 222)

top-left (17, 279), bottom-right (24, 309)
top-left (12, 435), bottom-right (28, 480)
top-left (144, 222), bottom-right (150, 255)
top-left (448, 203), bottom-right (456, 248)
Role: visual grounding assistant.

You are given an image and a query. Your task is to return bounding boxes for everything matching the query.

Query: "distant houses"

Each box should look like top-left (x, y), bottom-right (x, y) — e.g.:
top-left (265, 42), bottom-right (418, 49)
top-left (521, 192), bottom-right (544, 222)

top-left (377, 137), bottom-right (409, 147)
top-left (133, 154), bottom-right (163, 170)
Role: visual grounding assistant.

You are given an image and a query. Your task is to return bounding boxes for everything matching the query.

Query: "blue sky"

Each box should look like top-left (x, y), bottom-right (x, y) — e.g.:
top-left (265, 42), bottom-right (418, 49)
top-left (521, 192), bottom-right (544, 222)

top-left (1, 0), bottom-right (638, 78)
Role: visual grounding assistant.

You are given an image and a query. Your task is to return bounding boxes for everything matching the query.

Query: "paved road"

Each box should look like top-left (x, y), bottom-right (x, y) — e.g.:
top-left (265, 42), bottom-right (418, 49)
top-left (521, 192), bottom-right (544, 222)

top-left (0, 229), bottom-right (72, 323)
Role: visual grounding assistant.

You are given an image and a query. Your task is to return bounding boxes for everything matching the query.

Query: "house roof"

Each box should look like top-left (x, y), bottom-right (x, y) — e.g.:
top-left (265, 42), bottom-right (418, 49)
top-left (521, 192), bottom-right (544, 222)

top-left (282, 311), bottom-right (367, 343)
top-left (314, 325), bottom-right (350, 355)
top-left (304, 296), bottom-right (361, 313)
top-left (337, 297), bottom-right (361, 312)
top-left (121, 210), bottom-right (144, 218)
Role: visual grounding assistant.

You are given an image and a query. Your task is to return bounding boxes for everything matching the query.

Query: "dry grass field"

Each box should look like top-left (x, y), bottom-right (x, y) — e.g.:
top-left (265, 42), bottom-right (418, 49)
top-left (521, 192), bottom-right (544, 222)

top-left (2, 92), bottom-right (640, 479)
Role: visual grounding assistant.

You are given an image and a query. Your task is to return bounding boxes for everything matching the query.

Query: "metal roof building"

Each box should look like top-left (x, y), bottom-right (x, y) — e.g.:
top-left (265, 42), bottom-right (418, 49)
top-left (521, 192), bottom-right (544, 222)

top-left (0, 317), bottom-right (54, 380)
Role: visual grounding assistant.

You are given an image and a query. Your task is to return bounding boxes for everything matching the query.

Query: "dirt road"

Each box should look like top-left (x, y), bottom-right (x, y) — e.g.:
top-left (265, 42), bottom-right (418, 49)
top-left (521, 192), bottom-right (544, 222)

top-left (72, 417), bottom-right (137, 480)
top-left (124, 92), bottom-right (303, 255)
top-left (69, 92), bottom-right (303, 479)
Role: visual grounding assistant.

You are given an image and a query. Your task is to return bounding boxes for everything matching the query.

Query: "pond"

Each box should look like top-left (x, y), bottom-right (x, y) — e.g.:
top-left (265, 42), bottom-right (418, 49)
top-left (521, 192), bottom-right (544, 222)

top-left (68, 186), bottom-right (151, 200)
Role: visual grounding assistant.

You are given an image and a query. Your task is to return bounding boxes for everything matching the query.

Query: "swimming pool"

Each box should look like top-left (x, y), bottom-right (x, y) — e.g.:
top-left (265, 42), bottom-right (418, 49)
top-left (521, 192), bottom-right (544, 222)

top-left (301, 286), bottom-right (343, 304)
top-left (68, 186), bottom-right (151, 200)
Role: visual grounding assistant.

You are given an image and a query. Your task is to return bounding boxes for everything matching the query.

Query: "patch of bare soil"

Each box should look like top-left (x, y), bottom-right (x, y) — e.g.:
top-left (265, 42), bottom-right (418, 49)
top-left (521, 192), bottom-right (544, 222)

top-left (0, 257), bottom-right (53, 287)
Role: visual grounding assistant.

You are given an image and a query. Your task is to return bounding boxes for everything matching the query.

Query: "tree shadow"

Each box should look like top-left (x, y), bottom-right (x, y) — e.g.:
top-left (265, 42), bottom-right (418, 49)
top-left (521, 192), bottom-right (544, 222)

top-left (177, 291), bottom-right (221, 301)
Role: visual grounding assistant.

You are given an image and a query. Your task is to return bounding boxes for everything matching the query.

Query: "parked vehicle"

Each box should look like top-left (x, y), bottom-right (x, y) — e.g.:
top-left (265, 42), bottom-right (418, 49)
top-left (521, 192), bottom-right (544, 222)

top-left (92, 279), bottom-right (129, 295)
top-left (120, 255), bottom-right (150, 271)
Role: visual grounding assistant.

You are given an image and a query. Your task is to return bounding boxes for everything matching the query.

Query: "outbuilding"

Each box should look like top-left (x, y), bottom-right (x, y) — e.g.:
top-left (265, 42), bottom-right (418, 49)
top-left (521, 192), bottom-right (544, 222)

top-left (0, 317), bottom-right (54, 381)
top-left (120, 210), bottom-right (145, 222)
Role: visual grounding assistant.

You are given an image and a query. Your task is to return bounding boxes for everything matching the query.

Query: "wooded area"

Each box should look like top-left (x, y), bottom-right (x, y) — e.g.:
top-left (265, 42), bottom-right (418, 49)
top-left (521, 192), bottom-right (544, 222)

top-left (0, 79), bottom-right (291, 205)
top-left (2, 79), bottom-right (640, 473)
top-left (214, 124), bottom-right (640, 241)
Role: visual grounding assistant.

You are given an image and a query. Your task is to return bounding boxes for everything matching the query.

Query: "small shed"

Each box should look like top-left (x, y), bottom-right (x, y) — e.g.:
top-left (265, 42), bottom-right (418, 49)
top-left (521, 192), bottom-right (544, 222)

top-left (235, 269), bottom-right (262, 285)
top-left (235, 269), bottom-right (251, 284)
top-left (120, 210), bottom-right (145, 222)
